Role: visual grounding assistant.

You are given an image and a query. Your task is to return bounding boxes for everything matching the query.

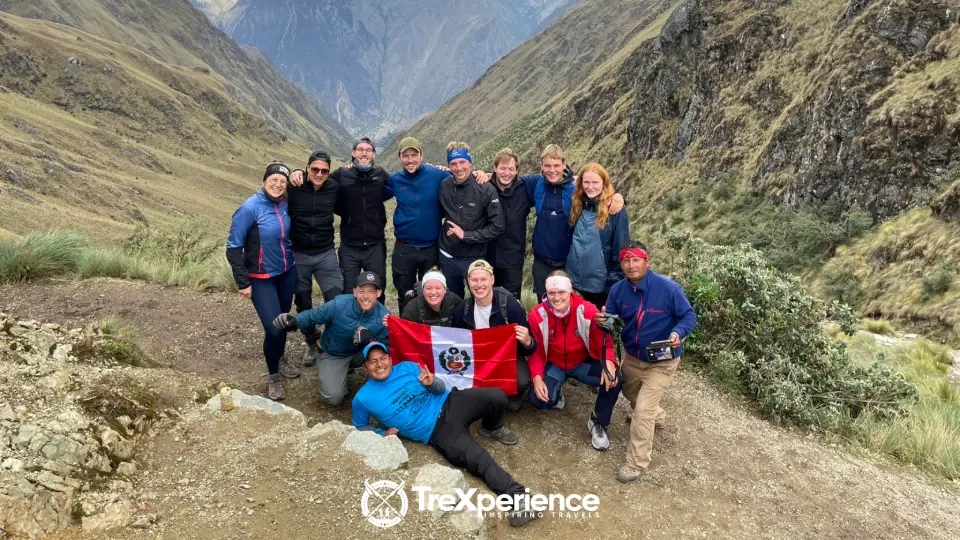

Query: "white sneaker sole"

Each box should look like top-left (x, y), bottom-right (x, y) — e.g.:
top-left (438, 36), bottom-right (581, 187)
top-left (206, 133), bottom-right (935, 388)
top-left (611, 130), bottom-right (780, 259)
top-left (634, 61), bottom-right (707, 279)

top-left (587, 418), bottom-right (609, 451)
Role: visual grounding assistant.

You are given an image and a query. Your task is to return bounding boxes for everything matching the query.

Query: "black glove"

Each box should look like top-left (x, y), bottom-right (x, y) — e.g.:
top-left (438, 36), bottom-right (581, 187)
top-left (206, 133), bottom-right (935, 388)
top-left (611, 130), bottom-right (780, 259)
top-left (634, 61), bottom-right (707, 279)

top-left (272, 313), bottom-right (298, 331)
top-left (354, 326), bottom-right (373, 346)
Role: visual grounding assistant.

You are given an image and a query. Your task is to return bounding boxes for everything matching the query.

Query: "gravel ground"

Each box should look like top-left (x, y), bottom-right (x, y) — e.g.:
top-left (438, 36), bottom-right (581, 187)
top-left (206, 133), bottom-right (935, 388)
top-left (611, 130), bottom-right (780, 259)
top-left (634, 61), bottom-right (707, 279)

top-left (4, 278), bottom-right (960, 539)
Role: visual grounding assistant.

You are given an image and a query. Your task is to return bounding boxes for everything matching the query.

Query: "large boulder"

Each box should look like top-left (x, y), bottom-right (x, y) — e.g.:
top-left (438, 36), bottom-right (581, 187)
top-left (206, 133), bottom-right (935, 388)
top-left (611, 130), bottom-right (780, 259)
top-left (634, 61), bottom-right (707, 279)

top-left (205, 390), bottom-right (306, 426)
top-left (342, 430), bottom-right (408, 470)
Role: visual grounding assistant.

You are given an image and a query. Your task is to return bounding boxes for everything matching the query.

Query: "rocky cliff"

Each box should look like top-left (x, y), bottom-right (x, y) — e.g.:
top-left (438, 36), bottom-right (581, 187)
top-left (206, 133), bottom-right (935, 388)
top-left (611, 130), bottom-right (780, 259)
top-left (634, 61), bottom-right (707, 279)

top-left (199, 0), bottom-right (582, 138)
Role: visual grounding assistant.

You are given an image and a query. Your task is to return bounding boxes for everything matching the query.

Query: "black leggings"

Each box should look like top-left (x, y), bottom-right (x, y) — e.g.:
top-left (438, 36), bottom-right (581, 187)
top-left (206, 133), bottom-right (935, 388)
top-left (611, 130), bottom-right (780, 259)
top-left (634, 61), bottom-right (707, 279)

top-left (429, 388), bottom-right (524, 495)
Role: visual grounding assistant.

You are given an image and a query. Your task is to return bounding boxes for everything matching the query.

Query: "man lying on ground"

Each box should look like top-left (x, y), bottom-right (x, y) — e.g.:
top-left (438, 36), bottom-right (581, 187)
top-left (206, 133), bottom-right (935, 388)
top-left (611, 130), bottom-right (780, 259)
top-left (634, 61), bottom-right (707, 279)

top-left (351, 342), bottom-right (538, 527)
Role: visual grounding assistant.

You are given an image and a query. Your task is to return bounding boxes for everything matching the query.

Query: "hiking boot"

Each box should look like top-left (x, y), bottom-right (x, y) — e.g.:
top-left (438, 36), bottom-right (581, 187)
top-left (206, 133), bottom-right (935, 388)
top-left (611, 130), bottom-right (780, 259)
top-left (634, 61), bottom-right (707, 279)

top-left (278, 354), bottom-right (300, 379)
top-left (587, 412), bottom-right (609, 451)
top-left (303, 343), bottom-right (319, 367)
top-left (478, 424), bottom-right (519, 445)
top-left (267, 374), bottom-right (285, 401)
top-left (508, 498), bottom-right (540, 527)
top-left (617, 464), bottom-right (644, 484)
top-left (552, 389), bottom-right (565, 410)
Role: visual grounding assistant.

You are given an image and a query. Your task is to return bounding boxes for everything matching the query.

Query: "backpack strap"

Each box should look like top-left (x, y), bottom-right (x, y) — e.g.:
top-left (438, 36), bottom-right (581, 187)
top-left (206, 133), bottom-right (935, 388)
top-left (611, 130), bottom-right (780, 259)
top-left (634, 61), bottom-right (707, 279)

top-left (495, 287), bottom-right (512, 325)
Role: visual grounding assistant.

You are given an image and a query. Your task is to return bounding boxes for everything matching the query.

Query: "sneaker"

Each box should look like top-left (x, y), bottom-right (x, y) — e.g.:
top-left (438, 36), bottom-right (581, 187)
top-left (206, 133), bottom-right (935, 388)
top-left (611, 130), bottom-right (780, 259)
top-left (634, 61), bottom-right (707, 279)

top-left (268, 374), bottom-right (285, 401)
top-left (279, 354), bottom-right (300, 379)
top-left (478, 425), bottom-right (519, 445)
top-left (587, 412), bottom-right (609, 451)
top-left (303, 343), bottom-right (319, 367)
top-left (508, 498), bottom-right (539, 527)
top-left (617, 464), bottom-right (643, 484)
top-left (552, 389), bottom-right (565, 410)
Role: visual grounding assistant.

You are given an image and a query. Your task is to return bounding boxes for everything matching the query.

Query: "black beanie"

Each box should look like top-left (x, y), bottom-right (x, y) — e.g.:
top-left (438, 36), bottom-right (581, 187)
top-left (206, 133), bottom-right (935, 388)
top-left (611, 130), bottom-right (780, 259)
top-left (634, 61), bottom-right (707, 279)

top-left (263, 162), bottom-right (290, 182)
top-left (307, 151), bottom-right (331, 168)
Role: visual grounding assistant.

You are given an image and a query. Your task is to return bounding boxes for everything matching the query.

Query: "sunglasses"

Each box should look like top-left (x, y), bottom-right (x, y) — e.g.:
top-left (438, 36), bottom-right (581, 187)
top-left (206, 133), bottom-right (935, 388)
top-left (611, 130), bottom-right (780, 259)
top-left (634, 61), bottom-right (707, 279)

top-left (309, 167), bottom-right (331, 175)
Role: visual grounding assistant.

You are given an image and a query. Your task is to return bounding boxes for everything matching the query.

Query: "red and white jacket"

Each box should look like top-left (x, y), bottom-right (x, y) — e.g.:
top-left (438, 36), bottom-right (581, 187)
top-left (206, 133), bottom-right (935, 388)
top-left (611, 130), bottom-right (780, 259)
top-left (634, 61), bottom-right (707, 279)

top-left (527, 295), bottom-right (616, 379)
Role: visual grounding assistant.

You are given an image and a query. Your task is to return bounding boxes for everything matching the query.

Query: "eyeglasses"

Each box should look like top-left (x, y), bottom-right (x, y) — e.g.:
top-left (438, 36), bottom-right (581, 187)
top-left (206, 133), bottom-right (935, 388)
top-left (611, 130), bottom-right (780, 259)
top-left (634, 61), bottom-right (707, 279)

top-left (354, 148), bottom-right (375, 154)
top-left (264, 178), bottom-right (286, 186)
top-left (309, 167), bottom-right (330, 175)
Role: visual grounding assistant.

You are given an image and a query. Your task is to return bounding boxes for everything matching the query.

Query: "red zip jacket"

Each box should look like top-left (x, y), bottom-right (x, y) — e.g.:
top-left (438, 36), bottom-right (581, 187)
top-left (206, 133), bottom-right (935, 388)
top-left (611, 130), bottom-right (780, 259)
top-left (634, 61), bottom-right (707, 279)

top-left (527, 295), bottom-right (616, 379)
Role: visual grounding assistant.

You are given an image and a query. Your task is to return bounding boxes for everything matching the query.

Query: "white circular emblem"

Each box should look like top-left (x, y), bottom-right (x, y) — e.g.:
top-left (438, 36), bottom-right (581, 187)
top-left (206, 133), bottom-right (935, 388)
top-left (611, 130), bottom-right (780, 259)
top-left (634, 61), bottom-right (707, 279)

top-left (367, 273), bottom-right (374, 281)
top-left (360, 479), bottom-right (408, 528)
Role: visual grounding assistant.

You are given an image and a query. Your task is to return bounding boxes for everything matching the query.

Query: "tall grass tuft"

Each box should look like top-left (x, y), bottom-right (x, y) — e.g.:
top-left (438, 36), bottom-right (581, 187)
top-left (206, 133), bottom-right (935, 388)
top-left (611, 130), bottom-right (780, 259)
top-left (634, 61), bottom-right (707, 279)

top-left (0, 230), bottom-right (86, 283)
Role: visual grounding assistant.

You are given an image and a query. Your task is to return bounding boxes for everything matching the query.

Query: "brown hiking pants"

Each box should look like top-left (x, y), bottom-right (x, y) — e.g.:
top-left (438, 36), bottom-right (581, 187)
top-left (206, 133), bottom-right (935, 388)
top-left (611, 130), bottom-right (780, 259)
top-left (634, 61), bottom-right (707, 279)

top-left (620, 353), bottom-right (680, 469)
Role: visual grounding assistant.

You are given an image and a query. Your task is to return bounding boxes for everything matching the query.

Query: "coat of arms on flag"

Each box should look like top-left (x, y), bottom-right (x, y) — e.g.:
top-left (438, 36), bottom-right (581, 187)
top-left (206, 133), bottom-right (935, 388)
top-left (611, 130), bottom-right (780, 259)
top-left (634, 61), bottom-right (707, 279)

top-left (387, 316), bottom-right (519, 395)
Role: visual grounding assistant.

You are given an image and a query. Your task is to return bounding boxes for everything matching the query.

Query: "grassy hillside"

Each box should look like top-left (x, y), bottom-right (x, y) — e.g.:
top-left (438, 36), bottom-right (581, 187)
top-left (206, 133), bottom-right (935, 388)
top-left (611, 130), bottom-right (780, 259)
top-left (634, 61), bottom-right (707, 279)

top-left (0, 12), bottom-right (310, 242)
top-left (0, 0), bottom-right (353, 152)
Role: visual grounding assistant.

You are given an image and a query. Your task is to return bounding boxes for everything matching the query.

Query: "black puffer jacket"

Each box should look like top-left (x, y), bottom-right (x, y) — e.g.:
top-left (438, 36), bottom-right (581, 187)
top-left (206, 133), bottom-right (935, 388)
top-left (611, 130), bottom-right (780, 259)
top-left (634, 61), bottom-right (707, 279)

top-left (488, 175), bottom-right (533, 269)
top-left (437, 177), bottom-right (504, 259)
top-left (400, 292), bottom-right (463, 327)
top-left (333, 163), bottom-right (389, 247)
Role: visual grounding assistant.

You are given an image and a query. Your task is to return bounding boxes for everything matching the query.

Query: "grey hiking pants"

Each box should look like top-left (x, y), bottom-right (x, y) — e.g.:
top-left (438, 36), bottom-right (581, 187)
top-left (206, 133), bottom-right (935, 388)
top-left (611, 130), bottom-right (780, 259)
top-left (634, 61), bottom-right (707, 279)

top-left (317, 351), bottom-right (364, 406)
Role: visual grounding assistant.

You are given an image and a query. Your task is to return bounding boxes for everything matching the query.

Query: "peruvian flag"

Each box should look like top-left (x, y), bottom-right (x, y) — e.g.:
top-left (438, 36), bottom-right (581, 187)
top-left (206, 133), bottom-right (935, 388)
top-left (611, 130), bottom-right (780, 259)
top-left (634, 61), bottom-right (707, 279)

top-left (387, 316), bottom-right (519, 395)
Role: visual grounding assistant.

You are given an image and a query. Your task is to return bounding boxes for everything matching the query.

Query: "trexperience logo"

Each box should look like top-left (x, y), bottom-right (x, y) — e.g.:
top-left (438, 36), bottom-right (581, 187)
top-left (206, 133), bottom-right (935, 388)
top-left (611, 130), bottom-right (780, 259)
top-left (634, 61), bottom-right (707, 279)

top-left (361, 479), bottom-right (600, 528)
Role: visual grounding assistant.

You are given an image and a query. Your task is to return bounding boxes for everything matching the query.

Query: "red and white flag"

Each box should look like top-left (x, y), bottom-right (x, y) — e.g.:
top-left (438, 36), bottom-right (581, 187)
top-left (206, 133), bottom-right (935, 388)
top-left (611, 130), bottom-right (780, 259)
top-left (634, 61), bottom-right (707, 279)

top-left (387, 316), bottom-right (519, 395)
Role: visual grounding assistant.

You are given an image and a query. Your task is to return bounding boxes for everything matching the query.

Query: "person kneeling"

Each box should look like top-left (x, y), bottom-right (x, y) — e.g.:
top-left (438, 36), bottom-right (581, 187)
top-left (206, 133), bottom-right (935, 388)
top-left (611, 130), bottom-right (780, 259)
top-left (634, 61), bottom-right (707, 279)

top-left (527, 271), bottom-right (622, 451)
top-left (352, 342), bottom-right (538, 527)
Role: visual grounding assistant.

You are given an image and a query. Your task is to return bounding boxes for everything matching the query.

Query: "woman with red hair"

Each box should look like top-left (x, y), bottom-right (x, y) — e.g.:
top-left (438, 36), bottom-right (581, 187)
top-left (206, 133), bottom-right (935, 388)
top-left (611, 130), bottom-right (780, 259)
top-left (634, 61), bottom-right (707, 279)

top-left (566, 163), bottom-right (630, 308)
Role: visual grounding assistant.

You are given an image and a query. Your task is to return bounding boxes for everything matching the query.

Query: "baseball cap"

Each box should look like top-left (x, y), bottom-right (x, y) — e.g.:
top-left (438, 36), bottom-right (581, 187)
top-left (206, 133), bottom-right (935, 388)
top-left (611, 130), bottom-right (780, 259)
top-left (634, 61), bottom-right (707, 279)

top-left (398, 136), bottom-right (422, 155)
top-left (356, 271), bottom-right (381, 289)
top-left (363, 341), bottom-right (389, 359)
top-left (467, 259), bottom-right (494, 276)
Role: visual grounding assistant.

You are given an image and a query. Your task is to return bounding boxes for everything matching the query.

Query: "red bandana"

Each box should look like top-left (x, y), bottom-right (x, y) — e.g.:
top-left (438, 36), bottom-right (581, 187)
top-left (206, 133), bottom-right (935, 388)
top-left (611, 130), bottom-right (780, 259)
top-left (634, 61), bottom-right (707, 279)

top-left (620, 248), bottom-right (649, 261)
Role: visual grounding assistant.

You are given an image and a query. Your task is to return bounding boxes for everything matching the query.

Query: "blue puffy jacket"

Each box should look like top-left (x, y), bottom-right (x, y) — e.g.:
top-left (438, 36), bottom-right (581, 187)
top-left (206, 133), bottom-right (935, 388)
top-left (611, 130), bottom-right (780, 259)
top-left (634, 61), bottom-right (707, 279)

top-left (605, 270), bottom-right (696, 360)
top-left (295, 294), bottom-right (390, 357)
top-left (384, 164), bottom-right (451, 247)
top-left (226, 188), bottom-right (295, 289)
top-left (523, 168), bottom-right (576, 263)
top-left (567, 198), bottom-right (629, 293)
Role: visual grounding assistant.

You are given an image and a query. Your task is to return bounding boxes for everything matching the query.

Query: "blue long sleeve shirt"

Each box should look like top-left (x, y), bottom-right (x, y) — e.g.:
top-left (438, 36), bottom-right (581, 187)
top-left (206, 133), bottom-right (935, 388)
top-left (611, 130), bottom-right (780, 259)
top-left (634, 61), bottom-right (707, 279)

top-left (352, 362), bottom-right (450, 444)
top-left (605, 270), bottom-right (697, 360)
top-left (384, 165), bottom-right (452, 247)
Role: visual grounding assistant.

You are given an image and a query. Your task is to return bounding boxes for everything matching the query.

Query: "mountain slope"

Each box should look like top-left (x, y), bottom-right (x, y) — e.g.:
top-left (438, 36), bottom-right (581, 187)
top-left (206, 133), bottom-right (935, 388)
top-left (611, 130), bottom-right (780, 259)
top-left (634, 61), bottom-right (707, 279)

top-left (398, 0), bottom-right (960, 336)
top-left (203, 0), bottom-right (582, 138)
top-left (0, 0), bottom-right (353, 152)
top-left (0, 11), bottom-right (310, 241)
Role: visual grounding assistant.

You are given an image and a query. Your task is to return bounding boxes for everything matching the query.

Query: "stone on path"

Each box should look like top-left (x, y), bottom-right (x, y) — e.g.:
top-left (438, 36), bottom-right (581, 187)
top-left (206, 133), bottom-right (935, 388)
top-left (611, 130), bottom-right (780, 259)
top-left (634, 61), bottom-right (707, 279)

top-left (342, 430), bottom-right (408, 470)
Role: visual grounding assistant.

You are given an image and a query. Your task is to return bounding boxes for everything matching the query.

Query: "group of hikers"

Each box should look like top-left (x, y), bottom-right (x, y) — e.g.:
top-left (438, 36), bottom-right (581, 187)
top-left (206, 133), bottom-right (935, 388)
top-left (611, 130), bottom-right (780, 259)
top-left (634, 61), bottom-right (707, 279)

top-left (226, 137), bottom-right (696, 526)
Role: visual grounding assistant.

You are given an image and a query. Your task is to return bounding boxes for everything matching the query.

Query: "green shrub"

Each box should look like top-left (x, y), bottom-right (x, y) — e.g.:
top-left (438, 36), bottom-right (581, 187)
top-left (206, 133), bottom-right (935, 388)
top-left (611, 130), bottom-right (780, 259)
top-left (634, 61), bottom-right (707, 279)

top-left (123, 218), bottom-right (220, 267)
top-left (821, 264), bottom-right (861, 304)
top-left (861, 318), bottom-right (897, 335)
top-left (666, 231), bottom-right (917, 427)
top-left (0, 230), bottom-right (86, 283)
top-left (920, 264), bottom-right (953, 302)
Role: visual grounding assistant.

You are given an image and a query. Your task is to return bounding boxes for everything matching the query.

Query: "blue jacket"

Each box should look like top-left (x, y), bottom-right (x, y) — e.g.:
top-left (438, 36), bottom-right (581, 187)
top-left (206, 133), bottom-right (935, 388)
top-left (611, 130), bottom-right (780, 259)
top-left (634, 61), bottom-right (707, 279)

top-left (352, 362), bottom-right (450, 444)
top-left (605, 270), bottom-right (696, 360)
top-left (384, 164), bottom-right (451, 247)
top-left (295, 294), bottom-right (389, 356)
top-left (567, 198), bottom-right (629, 293)
top-left (524, 168), bottom-right (576, 262)
top-left (225, 188), bottom-right (295, 289)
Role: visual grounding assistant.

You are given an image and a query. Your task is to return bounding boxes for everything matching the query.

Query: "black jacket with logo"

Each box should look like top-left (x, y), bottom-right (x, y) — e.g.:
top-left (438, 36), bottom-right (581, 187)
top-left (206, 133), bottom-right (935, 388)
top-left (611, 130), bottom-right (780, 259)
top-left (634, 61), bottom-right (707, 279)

top-left (332, 164), bottom-right (389, 247)
top-left (437, 177), bottom-right (504, 259)
top-left (286, 177), bottom-right (339, 254)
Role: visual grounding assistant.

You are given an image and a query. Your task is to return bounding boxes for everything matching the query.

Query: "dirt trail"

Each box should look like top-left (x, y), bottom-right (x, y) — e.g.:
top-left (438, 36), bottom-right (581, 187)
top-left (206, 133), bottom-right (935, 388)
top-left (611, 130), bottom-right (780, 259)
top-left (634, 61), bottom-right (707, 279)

top-left (3, 278), bottom-right (959, 539)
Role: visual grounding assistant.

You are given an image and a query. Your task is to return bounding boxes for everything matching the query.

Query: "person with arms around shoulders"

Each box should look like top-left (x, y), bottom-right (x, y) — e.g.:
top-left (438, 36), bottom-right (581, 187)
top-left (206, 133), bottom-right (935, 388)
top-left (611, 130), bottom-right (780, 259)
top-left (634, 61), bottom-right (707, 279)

top-left (486, 148), bottom-right (533, 300)
top-left (273, 271), bottom-right (389, 406)
top-left (437, 142), bottom-right (505, 299)
top-left (399, 268), bottom-right (462, 327)
top-left (596, 241), bottom-right (696, 484)
top-left (286, 150), bottom-right (344, 367)
top-left (566, 163), bottom-right (629, 309)
top-left (352, 342), bottom-right (539, 527)
top-left (520, 145), bottom-right (625, 299)
top-left (527, 271), bottom-right (622, 450)
top-left (452, 260), bottom-right (535, 411)
top-left (226, 162), bottom-right (298, 401)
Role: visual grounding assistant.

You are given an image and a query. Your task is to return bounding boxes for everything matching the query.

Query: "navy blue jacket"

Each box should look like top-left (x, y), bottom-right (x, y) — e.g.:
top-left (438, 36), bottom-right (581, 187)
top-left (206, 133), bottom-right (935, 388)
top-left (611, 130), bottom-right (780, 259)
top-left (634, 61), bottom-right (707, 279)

top-left (384, 164), bottom-right (451, 247)
top-left (452, 288), bottom-right (537, 358)
top-left (226, 188), bottom-right (295, 289)
top-left (524, 167), bottom-right (576, 263)
top-left (567, 198), bottom-right (629, 293)
top-left (605, 270), bottom-right (697, 360)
